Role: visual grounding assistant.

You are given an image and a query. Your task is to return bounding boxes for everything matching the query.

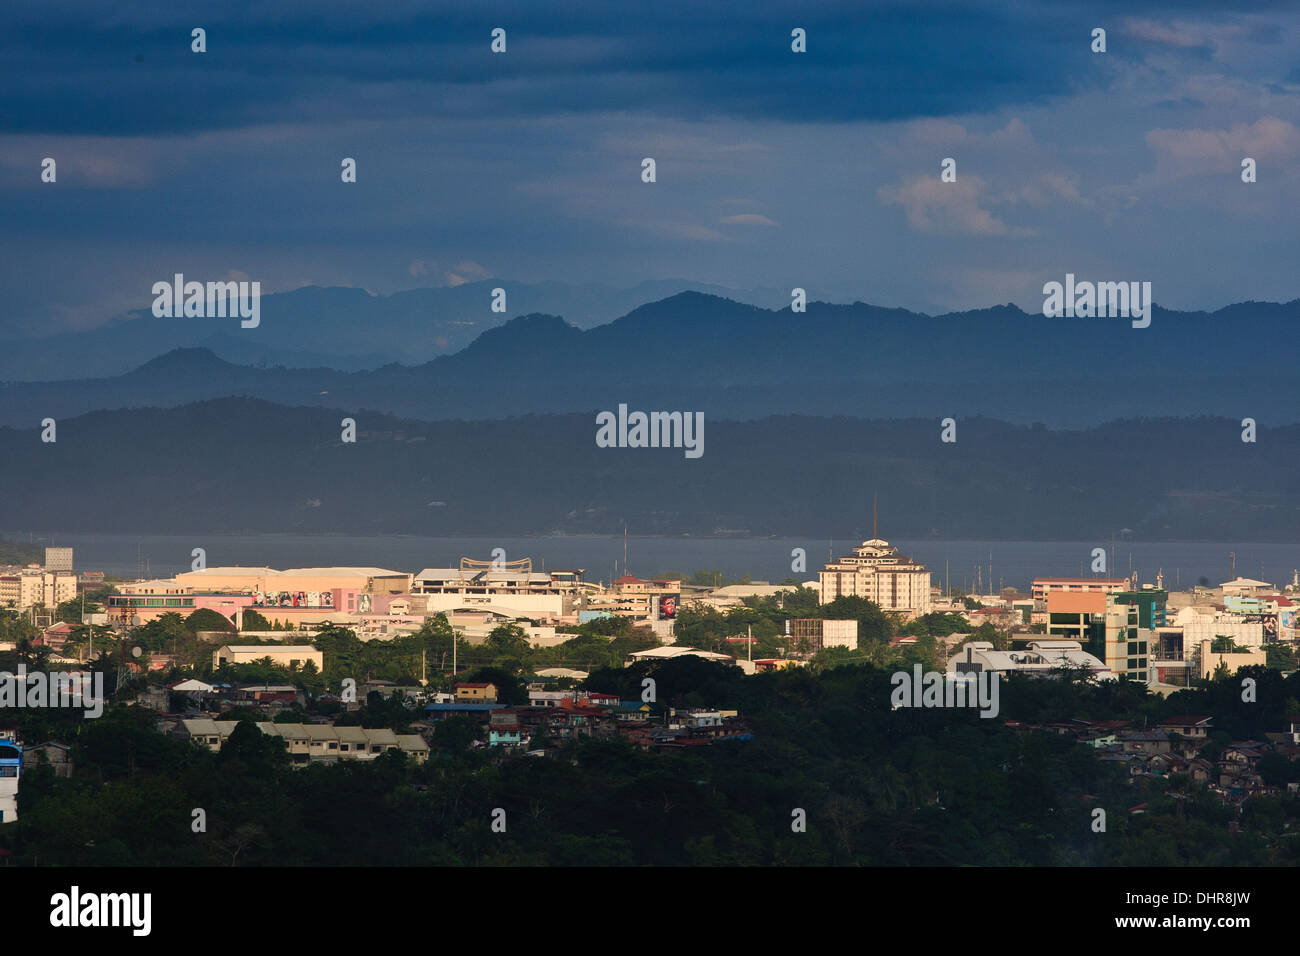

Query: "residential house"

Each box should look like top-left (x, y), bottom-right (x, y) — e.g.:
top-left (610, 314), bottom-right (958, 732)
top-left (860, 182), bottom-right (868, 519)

top-left (1119, 729), bottom-right (1172, 755)
top-left (489, 709), bottom-right (522, 747)
top-left (22, 741), bottom-right (73, 778)
top-left (455, 682), bottom-right (498, 703)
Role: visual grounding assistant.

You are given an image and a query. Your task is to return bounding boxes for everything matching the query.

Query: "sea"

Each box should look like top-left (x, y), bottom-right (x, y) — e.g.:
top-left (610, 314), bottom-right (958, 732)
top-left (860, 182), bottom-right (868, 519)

top-left (5, 532), bottom-right (1298, 592)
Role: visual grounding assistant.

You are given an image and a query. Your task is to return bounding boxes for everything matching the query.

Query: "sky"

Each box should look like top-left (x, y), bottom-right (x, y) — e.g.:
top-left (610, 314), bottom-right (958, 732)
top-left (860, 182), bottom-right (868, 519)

top-left (2, 0), bottom-right (1299, 338)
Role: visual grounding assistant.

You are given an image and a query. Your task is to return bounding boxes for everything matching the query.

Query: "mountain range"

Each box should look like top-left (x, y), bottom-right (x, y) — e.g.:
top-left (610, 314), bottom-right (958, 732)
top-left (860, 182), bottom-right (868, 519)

top-left (0, 291), bottom-right (1297, 427)
top-left (0, 280), bottom-right (789, 379)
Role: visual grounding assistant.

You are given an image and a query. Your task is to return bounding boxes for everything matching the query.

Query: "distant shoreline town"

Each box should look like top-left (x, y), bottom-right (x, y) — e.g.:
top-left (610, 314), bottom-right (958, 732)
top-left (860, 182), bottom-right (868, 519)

top-left (5, 537), bottom-right (1300, 828)
top-left (6, 539), bottom-right (1295, 687)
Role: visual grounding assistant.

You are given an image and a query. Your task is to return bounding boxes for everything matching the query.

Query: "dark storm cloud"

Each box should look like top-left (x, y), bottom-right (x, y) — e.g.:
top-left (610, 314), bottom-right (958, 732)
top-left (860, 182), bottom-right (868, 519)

top-left (0, 0), bottom-right (1100, 134)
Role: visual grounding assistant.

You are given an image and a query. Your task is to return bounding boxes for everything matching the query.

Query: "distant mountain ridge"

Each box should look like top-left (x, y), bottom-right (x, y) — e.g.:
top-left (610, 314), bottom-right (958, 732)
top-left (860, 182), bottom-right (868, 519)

top-left (0, 397), bottom-right (1292, 540)
top-left (0, 291), bottom-right (1297, 427)
top-left (0, 279), bottom-right (790, 380)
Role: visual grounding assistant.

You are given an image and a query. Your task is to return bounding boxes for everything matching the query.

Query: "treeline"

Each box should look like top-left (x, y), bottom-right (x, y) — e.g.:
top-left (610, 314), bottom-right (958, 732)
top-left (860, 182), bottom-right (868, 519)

top-left (671, 590), bottom-right (995, 672)
top-left (0, 535), bottom-right (42, 566)
top-left (6, 662), bottom-right (1300, 865)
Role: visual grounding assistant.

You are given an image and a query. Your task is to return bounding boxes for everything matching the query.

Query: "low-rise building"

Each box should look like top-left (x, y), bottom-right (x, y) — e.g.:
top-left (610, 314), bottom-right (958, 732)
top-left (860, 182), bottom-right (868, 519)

top-left (947, 640), bottom-right (1114, 680)
top-left (212, 645), bottom-right (324, 671)
top-left (172, 719), bottom-right (427, 764)
top-left (455, 682), bottom-right (498, 702)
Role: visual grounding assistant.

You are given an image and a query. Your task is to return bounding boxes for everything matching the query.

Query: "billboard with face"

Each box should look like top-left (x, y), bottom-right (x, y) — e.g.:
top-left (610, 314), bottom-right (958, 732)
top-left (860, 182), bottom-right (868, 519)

top-left (659, 595), bottom-right (677, 619)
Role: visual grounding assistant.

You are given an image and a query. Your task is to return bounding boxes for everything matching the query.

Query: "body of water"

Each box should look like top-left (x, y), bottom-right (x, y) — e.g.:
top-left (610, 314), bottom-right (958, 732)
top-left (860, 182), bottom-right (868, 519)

top-left (6, 532), bottom-right (1299, 592)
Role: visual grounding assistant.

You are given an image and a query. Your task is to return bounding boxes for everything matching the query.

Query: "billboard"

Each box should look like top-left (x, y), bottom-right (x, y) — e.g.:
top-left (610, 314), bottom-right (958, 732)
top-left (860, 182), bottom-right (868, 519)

top-left (659, 595), bottom-right (677, 619)
top-left (252, 590), bottom-right (334, 609)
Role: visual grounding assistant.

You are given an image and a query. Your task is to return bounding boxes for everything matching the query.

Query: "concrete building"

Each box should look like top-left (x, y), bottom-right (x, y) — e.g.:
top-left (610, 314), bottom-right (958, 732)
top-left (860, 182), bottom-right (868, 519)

top-left (1032, 577), bottom-right (1131, 605)
top-left (44, 547), bottom-right (74, 572)
top-left (1199, 641), bottom-right (1266, 679)
top-left (1221, 577), bottom-right (1273, 598)
top-left (109, 566), bottom-right (412, 626)
top-left (818, 538), bottom-right (932, 615)
top-left (0, 567), bottom-right (77, 612)
top-left (172, 720), bottom-right (428, 764)
top-left (1046, 592), bottom-right (1151, 682)
top-left (586, 574), bottom-right (683, 622)
top-left (1169, 606), bottom-right (1265, 650)
top-left (0, 733), bottom-right (19, 824)
top-left (212, 644), bottom-right (324, 671)
top-left (411, 557), bottom-right (585, 619)
top-left (786, 618), bottom-right (858, 654)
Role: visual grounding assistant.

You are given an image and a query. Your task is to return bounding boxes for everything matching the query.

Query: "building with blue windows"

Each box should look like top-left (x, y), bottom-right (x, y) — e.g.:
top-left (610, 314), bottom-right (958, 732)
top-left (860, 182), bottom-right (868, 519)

top-left (0, 735), bottom-right (21, 824)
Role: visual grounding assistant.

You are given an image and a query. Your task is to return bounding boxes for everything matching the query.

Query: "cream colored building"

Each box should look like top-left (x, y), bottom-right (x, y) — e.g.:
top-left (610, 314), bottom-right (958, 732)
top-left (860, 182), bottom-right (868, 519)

top-left (212, 645), bottom-right (324, 670)
top-left (0, 567), bottom-right (77, 611)
top-left (173, 720), bottom-right (428, 764)
top-left (411, 558), bottom-right (586, 619)
top-left (174, 566), bottom-right (412, 596)
top-left (818, 539), bottom-right (932, 615)
top-left (1198, 641), bottom-right (1266, 679)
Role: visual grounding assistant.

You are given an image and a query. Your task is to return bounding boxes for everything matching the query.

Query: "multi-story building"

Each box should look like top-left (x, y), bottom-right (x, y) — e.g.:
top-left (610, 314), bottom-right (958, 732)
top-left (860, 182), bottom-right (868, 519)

top-left (1045, 591), bottom-right (1150, 682)
top-left (44, 547), bottom-right (73, 572)
top-left (0, 567), bottom-right (77, 612)
top-left (585, 574), bottom-right (682, 622)
top-left (412, 557), bottom-right (586, 619)
top-left (1031, 577), bottom-right (1131, 605)
top-left (0, 733), bottom-right (20, 824)
top-left (1114, 587), bottom-right (1168, 628)
top-left (818, 539), bottom-right (932, 615)
top-left (786, 618), bottom-right (858, 654)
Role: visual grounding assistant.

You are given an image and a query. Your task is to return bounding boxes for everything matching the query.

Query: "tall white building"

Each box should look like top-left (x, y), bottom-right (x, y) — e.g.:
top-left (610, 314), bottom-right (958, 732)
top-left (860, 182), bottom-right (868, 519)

top-left (819, 538), bottom-right (933, 615)
top-left (44, 547), bottom-right (74, 572)
top-left (0, 733), bottom-right (20, 824)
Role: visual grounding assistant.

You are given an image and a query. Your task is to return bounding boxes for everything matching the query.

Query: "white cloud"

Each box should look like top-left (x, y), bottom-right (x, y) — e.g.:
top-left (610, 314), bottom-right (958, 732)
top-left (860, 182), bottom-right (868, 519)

top-left (877, 176), bottom-right (1033, 237)
top-left (720, 213), bottom-right (776, 226)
